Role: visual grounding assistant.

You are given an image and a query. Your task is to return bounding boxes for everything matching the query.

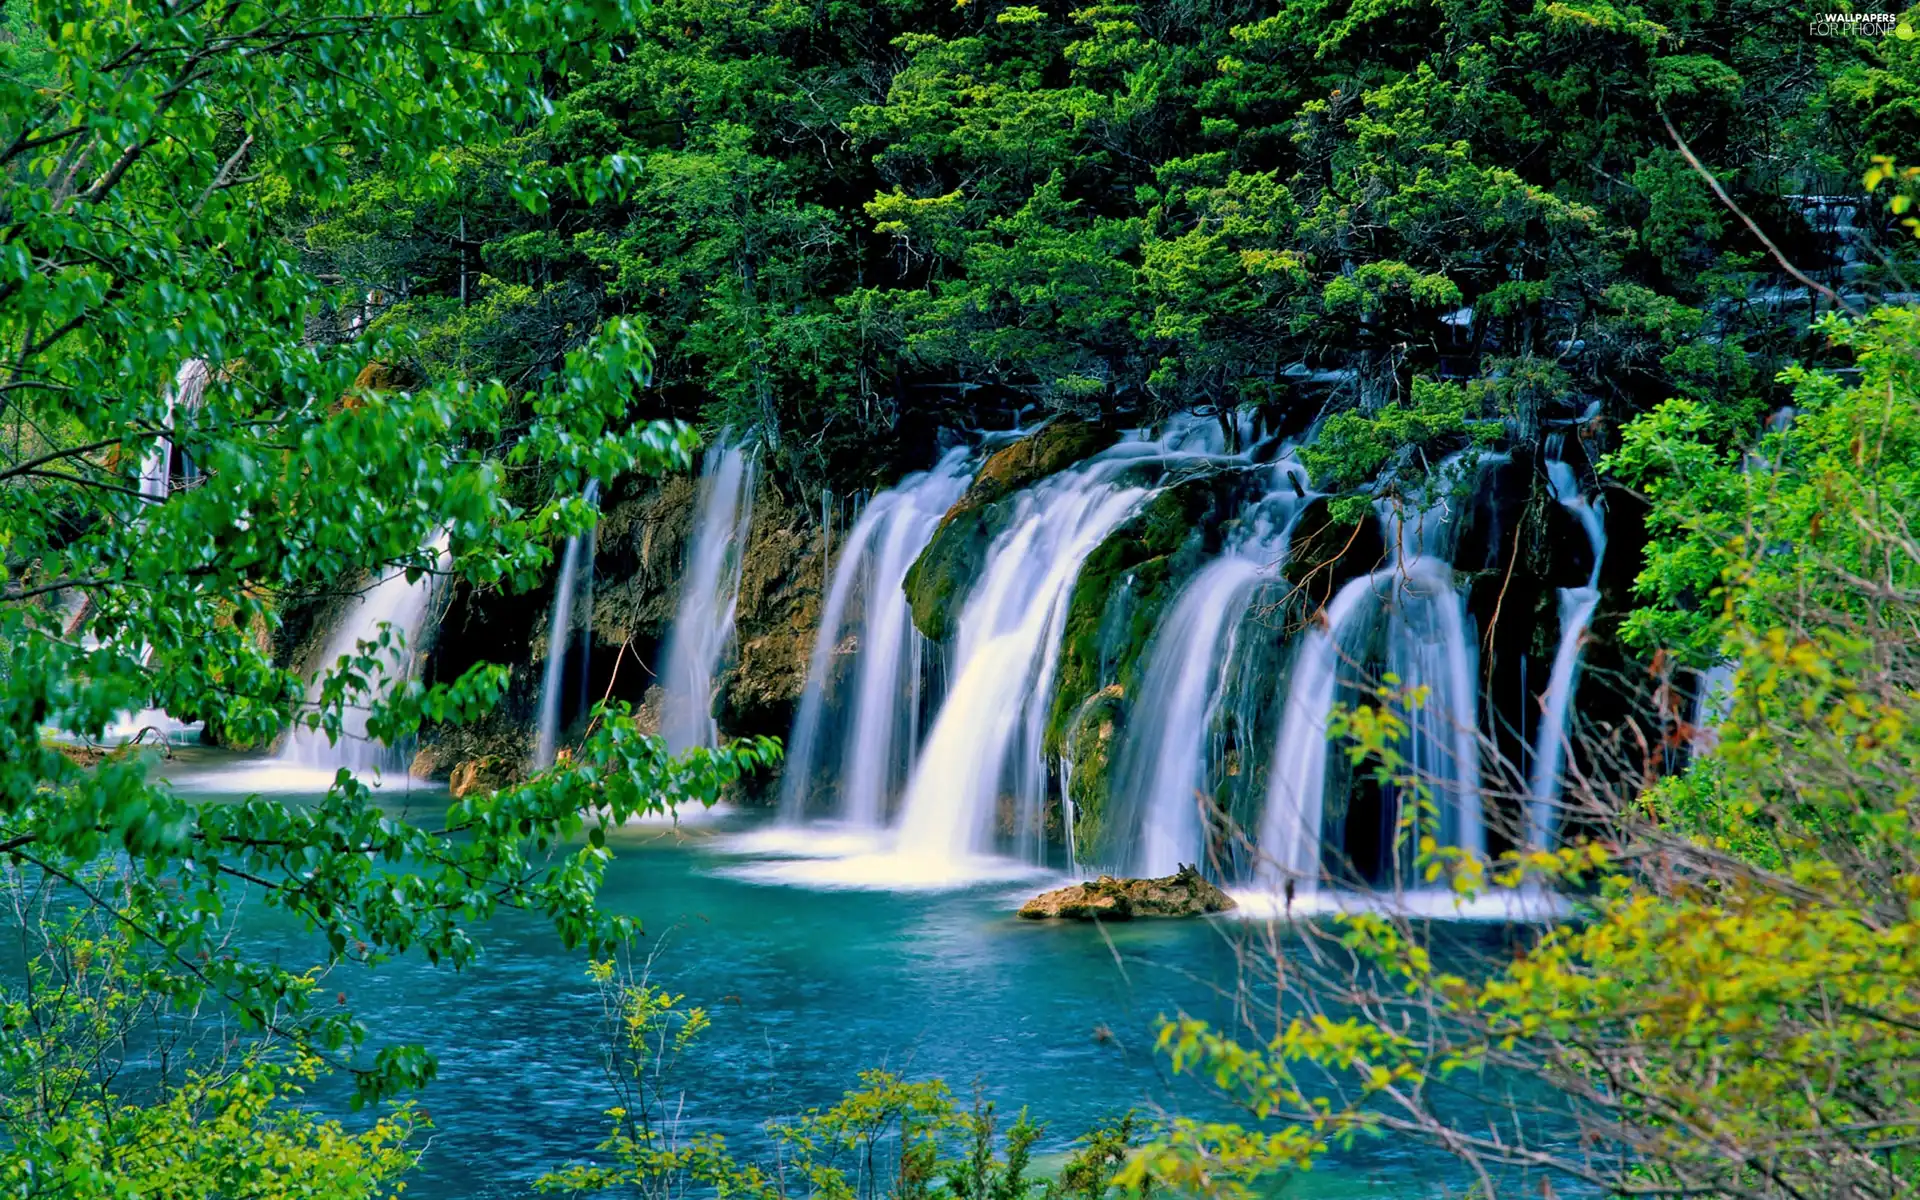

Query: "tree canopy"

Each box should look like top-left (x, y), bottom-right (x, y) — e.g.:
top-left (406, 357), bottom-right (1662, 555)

top-left (0, 0), bottom-right (773, 1184)
top-left (307, 0), bottom-right (1915, 492)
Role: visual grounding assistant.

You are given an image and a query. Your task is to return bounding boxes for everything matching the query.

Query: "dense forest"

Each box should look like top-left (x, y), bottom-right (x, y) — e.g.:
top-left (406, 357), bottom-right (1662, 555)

top-left (308, 0), bottom-right (1913, 492)
top-left (4, 0), bottom-right (1920, 1197)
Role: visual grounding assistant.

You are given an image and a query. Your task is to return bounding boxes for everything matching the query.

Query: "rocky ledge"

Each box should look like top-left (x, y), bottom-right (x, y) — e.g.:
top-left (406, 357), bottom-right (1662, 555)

top-left (1017, 865), bottom-right (1236, 921)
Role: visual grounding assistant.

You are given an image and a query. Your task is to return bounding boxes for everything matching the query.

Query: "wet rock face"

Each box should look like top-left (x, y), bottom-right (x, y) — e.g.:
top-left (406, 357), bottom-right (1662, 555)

top-left (448, 754), bottom-right (520, 797)
top-left (1017, 865), bottom-right (1236, 921)
top-left (418, 462), bottom-right (823, 787)
top-left (716, 485), bottom-right (826, 739)
top-left (903, 420), bottom-right (1118, 641)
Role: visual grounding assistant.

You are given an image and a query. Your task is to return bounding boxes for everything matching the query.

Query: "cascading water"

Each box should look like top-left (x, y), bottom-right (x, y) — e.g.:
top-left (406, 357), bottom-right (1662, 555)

top-left (280, 531), bottom-right (452, 774)
top-left (533, 479), bottom-right (601, 770)
top-left (1257, 458), bottom-right (1492, 896)
top-left (1112, 458), bottom-right (1315, 877)
top-left (657, 438), bottom-right (758, 755)
top-left (1382, 555), bottom-right (1485, 858)
top-left (81, 360), bottom-right (215, 746)
top-left (1258, 572), bottom-right (1381, 894)
top-left (1526, 458), bottom-right (1607, 847)
top-left (139, 360), bottom-right (209, 504)
top-left (889, 422), bottom-right (1246, 874)
top-left (778, 449), bottom-right (973, 828)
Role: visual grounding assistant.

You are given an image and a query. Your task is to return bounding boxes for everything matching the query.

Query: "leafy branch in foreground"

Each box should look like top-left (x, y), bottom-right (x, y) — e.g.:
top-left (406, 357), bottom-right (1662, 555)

top-left (0, 0), bottom-right (782, 1185)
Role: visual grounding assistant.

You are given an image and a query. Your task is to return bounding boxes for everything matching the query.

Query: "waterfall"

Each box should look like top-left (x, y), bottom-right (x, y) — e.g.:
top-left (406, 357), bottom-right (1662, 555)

top-left (891, 482), bottom-right (1150, 863)
top-left (778, 449), bottom-right (972, 826)
top-left (657, 438), bottom-right (758, 755)
top-left (81, 360), bottom-right (213, 746)
top-left (1256, 459), bottom-right (1492, 895)
top-left (1691, 662), bottom-right (1737, 750)
top-left (1383, 555), bottom-right (1485, 858)
top-left (1121, 558), bottom-right (1263, 876)
top-left (1258, 573), bottom-right (1380, 894)
top-left (138, 360), bottom-right (209, 504)
top-left (1113, 460), bottom-right (1314, 877)
top-left (281, 531), bottom-right (452, 774)
top-left (891, 423), bottom-right (1239, 869)
top-left (1526, 458), bottom-right (1607, 847)
top-left (533, 479), bottom-right (601, 770)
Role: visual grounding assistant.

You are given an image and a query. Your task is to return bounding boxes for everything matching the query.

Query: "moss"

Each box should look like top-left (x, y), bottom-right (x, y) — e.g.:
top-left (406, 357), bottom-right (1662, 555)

top-left (1063, 685), bottom-right (1125, 857)
top-left (903, 420), bottom-right (1118, 640)
top-left (902, 502), bottom-right (1003, 642)
top-left (953, 419), bottom-right (1118, 519)
top-left (1043, 474), bottom-right (1242, 757)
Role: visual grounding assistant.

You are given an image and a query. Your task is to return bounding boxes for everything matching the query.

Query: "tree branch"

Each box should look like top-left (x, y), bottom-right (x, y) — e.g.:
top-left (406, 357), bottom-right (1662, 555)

top-left (1660, 111), bottom-right (1864, 319)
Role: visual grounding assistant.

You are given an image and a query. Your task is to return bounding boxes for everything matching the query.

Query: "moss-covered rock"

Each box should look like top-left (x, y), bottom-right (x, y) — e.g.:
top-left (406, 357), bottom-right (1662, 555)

top-left (902, 420), bottom-right (1117, 641)
top-left (1062, 684), bottom-right (1124, 855)
top-left (1016, 865), bottom-right (1236, 920)
top-left (1044, 472), bottom-right (1247, 758)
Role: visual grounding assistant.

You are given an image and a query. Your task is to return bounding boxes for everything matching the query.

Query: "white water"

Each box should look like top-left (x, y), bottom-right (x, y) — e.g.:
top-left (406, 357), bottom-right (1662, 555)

top-left (54, 361), bottom-right (214, 747)
top-left (658, 439), bottom-right (758, 755)
top-left (888, 423), bottom-right (1253, 869)
top-left (138, 360), bottom-right (208, 504)
top-left (1115, 459), bottom-right (1314, 876)
top-left (1123, 558), bottom-right (1265, 876)
top-left (1257, 572), bottom-right (1380, 894)
top-left (1257, 458), bottom-right (1492, 895)
top-left (1691, 661), bottom-right (1737, 751)
top-left (892, 480), bottom-right (1151, 861)
top-left (778, 449), bottom-right (972, 826)
top-left (280, 531), bottom-right (451, 775)
top-left (1226, 882), bottom-right (1571, 923)
top-left (1384, 555), bottom-right (1485, 858)
top-left (533, 480), bottom-right (601, 769)
top-left (1526, 459), bottom-right (1607, 847)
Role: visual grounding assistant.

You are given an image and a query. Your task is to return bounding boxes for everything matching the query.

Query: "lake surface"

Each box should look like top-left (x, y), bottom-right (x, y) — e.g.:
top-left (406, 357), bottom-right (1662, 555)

top-left (160, 751), bottom-right (1564, 1200)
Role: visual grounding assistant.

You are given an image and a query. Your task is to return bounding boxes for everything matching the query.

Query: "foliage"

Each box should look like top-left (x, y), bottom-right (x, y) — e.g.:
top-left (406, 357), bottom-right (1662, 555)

top-left (1606, 305), bottom-right (1920, 665)
top-left (1128, 309), bottom-right (1920, 1198)
top-left (1296, 377), bottom-right (1502, 493)
top-left (0, 894), bottom-right (420, 1198)
top-left (299, 0), bottom-right (1909, 493)
top-left (0, 3), bottom-right (780, 1194)
top-left (538, 961), bottom-right (1148, 1200)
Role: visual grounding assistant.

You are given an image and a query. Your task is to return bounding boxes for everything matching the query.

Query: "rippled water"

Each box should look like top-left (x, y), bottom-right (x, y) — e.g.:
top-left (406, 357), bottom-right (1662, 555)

top-left (159, 753), bottom-right (1559, 1199)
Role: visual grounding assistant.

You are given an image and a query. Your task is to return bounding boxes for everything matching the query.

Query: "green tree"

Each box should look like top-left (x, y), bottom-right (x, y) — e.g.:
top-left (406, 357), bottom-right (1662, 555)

top-left (0, 0), bottom-right (775, 1187)
top-left (307, 0), bottom-right (1905, 499)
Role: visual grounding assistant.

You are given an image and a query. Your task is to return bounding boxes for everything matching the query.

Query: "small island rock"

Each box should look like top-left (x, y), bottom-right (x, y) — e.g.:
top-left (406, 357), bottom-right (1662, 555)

top-left (1017, 865), bottom-right (1236, 921)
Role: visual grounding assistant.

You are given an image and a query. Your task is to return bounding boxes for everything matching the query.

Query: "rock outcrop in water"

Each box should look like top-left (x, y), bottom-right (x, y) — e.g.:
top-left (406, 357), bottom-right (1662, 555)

top-left (1017, 865), bottom-right (1236, 920)
top-left (448, 754), bottom-right (520, 797)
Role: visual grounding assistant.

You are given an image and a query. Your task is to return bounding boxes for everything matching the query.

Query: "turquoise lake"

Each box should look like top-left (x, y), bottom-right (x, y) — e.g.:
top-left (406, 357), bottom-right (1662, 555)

top-left (163, 752), bottom-right (1566, 1200)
